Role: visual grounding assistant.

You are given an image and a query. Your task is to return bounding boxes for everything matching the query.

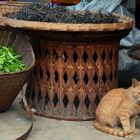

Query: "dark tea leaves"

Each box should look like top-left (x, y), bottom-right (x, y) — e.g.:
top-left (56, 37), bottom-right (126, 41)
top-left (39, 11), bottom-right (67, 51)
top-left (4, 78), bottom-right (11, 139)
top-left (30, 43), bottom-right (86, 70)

top-left (8, 3), bottom-right (119, 24)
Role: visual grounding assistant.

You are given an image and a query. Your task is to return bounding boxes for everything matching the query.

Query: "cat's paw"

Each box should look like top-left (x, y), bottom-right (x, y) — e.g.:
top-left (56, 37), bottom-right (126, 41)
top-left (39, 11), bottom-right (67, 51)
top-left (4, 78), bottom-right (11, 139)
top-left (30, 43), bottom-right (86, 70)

top-left (124, 130), bottom-right (133, 135)
top-left (125, 134), bottom-right (134, 139)
top-left (132, 128), bottom-right (140, 134)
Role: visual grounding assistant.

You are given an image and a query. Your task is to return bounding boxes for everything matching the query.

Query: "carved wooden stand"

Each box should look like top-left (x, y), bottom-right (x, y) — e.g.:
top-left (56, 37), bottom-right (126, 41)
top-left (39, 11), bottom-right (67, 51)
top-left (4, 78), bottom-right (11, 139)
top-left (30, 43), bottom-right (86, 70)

top-left (25, 30), bottom-right (130, 120)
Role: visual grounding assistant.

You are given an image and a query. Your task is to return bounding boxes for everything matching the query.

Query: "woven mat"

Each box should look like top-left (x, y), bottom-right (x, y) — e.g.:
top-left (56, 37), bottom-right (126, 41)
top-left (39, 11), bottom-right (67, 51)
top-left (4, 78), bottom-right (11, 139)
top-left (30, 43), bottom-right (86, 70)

top-left (0, 1), bottom-right (133, 31)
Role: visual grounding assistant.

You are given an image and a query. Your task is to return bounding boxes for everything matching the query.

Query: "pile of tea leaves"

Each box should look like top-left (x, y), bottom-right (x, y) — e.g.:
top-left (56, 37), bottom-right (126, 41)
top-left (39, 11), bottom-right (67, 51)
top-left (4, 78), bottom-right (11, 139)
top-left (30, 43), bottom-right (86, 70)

top-left (8, 3), bottom-right (119, 24)
top-left (0, 46), bottom-right (26, 72)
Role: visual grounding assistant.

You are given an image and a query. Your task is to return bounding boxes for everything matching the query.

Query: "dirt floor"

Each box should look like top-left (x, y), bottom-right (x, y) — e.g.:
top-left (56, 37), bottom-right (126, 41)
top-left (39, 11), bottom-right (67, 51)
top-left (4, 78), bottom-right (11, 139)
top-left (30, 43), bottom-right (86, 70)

top-left (0, 95), bottom-right (140, 140)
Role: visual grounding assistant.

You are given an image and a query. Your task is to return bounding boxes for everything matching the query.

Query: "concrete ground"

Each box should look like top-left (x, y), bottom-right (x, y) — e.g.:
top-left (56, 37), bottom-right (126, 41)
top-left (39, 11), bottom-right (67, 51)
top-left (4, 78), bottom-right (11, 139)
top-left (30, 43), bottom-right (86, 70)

top-left (0, 96), bottom-right (140, 140)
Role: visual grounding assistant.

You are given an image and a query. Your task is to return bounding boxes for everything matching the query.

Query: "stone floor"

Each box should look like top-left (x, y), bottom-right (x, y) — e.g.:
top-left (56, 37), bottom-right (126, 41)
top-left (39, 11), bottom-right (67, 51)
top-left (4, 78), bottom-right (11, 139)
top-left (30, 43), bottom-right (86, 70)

top-left (0, 96), bottom-right (140, 140)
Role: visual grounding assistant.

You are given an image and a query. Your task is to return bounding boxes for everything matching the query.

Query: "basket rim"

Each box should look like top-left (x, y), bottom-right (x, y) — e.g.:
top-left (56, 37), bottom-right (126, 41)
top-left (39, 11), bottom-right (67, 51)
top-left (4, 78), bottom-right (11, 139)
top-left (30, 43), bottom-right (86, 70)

top-left (0, 27), bottom-right (35, 76)
top-left (0, 2), bottom-right (133, 32)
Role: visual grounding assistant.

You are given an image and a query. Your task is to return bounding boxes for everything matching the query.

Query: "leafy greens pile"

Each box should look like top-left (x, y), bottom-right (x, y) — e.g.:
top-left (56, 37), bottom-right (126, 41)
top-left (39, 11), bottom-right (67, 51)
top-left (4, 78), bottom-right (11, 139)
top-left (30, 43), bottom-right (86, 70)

top-left (0, 46), bottom-right (26, 73)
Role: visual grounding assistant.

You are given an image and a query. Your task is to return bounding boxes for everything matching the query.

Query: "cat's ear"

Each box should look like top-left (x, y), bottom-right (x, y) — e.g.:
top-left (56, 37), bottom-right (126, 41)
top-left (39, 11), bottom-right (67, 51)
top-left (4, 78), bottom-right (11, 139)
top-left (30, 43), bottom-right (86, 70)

top-left (132, 79), bottom-right (139, 87)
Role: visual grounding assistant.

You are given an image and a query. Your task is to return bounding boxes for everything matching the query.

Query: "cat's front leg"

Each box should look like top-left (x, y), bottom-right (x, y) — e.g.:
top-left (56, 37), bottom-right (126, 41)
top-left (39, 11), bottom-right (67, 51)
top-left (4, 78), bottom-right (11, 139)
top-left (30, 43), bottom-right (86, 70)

top-left (119, 114), bottom-right (133, 136)
top-left (130, 115), bottom-right (140, 134)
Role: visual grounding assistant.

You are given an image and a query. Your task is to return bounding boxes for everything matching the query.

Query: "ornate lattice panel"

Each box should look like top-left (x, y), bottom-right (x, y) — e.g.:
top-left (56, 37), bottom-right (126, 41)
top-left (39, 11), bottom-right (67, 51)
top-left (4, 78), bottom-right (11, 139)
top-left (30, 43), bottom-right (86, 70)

top-left (26, 40), bottom-right (118, 120)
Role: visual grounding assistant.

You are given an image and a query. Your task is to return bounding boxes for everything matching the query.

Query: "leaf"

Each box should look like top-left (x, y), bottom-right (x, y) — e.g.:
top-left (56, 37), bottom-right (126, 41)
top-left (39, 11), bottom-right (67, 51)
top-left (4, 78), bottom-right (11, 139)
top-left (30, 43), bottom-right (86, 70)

top-left (0, 45), bottom-right (26, 73)
top-left (0, 57), bottom-right (4, 64)
top-left (7, 51), bottom-right (14, 59)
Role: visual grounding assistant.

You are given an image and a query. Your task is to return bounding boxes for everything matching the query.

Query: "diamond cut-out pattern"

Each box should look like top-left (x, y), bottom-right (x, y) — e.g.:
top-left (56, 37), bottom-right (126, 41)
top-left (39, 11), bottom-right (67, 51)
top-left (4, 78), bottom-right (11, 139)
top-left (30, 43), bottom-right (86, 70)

top-left (53, 50), bottom-right (58, 60)
top-left (45, 92), bottom-right (49, 105)
top-left (63, 72), bottom-right (68, 83)
top-left (93, 52), bottom-right (97, 62)
top-left (38, 90), bottom-right (42, 103)
top-left (74, 95), bottom-right (80, 109)
top-left (84, 73), bottom-right (89, 85)
top-left (93, 73), bottom-right (98, 84)
top-left (109, 71), bottom-right (112, 81)
top-left (28, 42), bottom-right (118, 120)
top-left (83, 52), bottom-right (88, 63)
top-left (54, 71), bottom-right (59, 82)
top-left (73, 52), bottom-right (78, 62)
top-left (95, 95), bottom-right (100, 106)
top-left (85, 96), bottom-right (90, 109)
top-left (53, 93), bottom-right (59, 107)
top-left (40, 67), bottom-right (43, 79)
top-left (102, 72), bottom-right (106, 83)
top-left (63, 95), bottom-right (69, 108)
top-left (46, 70), bottom-right (50, 81)
top-left (62, 51), bottom-right (68, 62)
top-left (102, 50), bottom-right (106, 61)
top-left (73, 73), bottom-right (79, 84)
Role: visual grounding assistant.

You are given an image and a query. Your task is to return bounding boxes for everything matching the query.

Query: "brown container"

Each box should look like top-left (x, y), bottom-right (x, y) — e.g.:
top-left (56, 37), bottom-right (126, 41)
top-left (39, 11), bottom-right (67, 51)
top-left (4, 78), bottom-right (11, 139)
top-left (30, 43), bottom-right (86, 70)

top-left (0, 2), bottom-right (133, 120)
top-left (0, 27), bottom-right (35, 112)
top-left (25, 30), bottom-right (130, 120)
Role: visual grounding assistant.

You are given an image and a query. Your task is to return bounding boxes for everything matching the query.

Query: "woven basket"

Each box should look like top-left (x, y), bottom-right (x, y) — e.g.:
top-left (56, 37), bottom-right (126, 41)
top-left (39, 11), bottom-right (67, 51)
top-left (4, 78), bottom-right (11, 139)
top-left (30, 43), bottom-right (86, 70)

top-left (0, 2), bottom-right (133, 120)
top-left (0, 1), bottom-right (27, 15)
top-left (0, 27), bottom-right (35, 112)
top-left (0, 2), bottom-right (133, 31)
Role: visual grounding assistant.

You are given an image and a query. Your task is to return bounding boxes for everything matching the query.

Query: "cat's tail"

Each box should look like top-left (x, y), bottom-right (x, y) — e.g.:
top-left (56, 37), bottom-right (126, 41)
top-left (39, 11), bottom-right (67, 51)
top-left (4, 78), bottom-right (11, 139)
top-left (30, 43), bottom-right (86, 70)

top-left (94, 121), bottom-right (124, 137)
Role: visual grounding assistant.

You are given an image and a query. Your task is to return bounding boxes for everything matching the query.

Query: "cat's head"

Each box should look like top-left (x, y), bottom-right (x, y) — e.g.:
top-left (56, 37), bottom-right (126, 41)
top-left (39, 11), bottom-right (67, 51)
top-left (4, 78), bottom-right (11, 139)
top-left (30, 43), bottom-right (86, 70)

top-left (131, 79), bottom-right (140, 103)
top-left (132, 79), bottom-right (140, 88)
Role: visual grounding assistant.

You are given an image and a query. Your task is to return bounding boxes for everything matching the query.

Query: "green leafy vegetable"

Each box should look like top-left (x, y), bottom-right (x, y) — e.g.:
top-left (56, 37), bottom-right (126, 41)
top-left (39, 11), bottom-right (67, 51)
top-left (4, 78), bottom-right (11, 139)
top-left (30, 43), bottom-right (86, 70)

top-left (0, 45), bottom-right (26, 73)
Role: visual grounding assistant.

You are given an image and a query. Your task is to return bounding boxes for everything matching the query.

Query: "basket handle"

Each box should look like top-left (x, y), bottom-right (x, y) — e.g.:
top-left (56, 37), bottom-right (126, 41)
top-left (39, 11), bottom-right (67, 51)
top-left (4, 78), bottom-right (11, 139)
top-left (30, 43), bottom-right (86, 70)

top-left (17, 85), bottom-right (36, 140)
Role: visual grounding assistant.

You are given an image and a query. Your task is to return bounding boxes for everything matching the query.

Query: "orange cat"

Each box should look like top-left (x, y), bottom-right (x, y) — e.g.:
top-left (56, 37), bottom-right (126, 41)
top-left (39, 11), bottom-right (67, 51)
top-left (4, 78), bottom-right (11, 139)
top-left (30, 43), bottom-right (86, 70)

top-left (94, 79), bottom-right (140, 139)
